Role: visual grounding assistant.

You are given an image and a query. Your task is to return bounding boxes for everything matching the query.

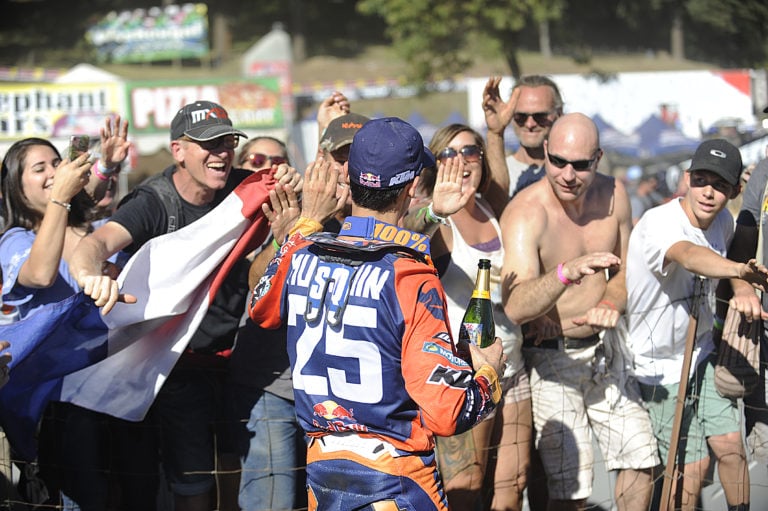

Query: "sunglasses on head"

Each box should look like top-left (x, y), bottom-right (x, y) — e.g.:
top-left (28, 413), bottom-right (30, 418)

top-left (547, 152), bottom-right (599, 171)
top-left (184, 135), bottom-right (239, 151)
top-left (513, 111), bottom-right (553, 127)
top-left (244, 153), bottom-right (288, 168)
top-left (437, 145), bottom-right (483, 163)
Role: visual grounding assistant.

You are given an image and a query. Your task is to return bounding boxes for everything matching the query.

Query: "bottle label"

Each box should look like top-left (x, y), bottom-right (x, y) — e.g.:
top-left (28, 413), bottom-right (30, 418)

top-left (462, 322), bottom-right (484, 346)
top-left (471, 290), bottom-right (491, 300)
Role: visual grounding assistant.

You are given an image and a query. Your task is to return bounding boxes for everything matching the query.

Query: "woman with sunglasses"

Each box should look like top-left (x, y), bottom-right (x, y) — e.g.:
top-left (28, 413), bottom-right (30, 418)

top-left (420, 124), bottom-right (529, 511)
top-left (0, 116), bottom-right (130, 509)
top-left (237, 136), bottom-right (291, 172)
top-left (237, 136), bottom-right (289, 173)
top-left (236, 136), bottom-right (302, 212)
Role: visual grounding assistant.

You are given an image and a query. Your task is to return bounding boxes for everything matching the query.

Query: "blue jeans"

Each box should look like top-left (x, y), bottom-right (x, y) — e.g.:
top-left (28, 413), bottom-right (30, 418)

top-left (229, 387), bottom-right (306, 511)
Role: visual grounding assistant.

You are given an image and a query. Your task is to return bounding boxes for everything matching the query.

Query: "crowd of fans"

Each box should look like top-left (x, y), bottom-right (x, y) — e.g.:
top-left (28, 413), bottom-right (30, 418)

top-left (0, 74), bottom-right (766, 511)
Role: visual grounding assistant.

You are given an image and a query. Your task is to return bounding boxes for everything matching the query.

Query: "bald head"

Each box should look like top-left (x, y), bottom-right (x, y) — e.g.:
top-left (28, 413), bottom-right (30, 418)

top-left (543, 114), bottom-right (603, 201)
top-left (547, 113), bottom-right (600, 157)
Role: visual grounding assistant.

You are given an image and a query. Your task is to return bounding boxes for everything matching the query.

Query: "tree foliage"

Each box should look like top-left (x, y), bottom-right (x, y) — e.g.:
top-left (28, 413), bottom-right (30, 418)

top-left (614, 0), bottom-right (768, 66)
top-left (357, 0), bottom-right (564, 83)
top-left (359, 0), bottom-right (768, 82)
top-left (682, 0), bottom-right (768, 67)
top-left (1, 0), bottom-right (767, 76)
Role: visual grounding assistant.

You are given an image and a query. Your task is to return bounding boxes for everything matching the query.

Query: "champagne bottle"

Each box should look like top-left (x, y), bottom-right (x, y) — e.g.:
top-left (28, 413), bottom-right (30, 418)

top-left (457, 259), bottom-right (495, 363)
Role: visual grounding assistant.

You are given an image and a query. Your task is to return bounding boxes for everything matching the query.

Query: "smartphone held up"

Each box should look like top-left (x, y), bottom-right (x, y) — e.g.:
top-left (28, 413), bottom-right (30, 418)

top-left (68, 134), bottom-right (90, 161)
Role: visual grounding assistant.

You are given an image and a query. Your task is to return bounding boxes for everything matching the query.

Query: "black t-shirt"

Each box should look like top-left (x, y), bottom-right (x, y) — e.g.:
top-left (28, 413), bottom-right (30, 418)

top-left (111, 165), bottom-right (251, 254)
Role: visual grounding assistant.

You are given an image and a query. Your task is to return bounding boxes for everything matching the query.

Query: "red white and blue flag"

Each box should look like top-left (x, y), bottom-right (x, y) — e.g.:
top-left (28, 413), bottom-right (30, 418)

top-left (0, 171), bottom-right (273, 461)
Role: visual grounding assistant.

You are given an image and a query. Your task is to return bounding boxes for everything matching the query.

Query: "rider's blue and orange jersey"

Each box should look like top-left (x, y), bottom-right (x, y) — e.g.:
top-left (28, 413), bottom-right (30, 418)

top-left (248, 216), bottom-right (499, 455)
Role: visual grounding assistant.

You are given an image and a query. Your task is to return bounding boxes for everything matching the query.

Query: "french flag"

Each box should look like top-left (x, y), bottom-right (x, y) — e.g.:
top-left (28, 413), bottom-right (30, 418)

top-left (0, 171), bottom-right (273, 461)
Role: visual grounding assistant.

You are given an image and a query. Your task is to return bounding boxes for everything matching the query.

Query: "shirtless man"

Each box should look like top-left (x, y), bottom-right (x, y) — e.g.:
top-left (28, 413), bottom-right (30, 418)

top-left (500, 113), bottom-right (659, 511)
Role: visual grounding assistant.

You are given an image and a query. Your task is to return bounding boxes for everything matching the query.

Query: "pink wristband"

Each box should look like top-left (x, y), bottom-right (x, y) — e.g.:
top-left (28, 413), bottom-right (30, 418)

top-left (93, 159), bottom-right (118, 181)
top-left (92, 165), bottom-right (108, 181)
top-left (557, 262), bottom-right (580, 286)
top-left (92, 159), bottom-right (108, 181)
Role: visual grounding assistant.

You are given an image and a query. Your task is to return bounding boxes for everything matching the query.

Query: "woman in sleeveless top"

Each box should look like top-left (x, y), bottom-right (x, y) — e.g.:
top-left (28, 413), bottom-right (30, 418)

top-left (423, 124), bottom-right (531, 511)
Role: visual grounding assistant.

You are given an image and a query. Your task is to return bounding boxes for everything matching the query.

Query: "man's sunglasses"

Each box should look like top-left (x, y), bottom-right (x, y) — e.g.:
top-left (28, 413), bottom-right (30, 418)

top-left (244, 153), bottom-right (288, 168)
top-left (547, 152), bottom-right (600, 171)
top-left (183, 135), bottom-right (239, 151)
top-left (513, 112), bottom-right (554, 127)
top-left (437, 145), bottom-right (483, 163)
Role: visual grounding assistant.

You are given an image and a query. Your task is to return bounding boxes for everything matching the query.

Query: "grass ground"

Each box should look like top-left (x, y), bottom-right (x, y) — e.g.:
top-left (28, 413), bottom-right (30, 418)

top-left (101, 44), bottom-right (712, 83)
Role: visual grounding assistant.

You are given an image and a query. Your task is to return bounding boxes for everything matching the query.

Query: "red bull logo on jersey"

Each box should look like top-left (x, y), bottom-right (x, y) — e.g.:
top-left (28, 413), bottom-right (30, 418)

top-left (311, 400), bottom-right (368, 433)
top-left (313, 400), bottom-right (354, 420)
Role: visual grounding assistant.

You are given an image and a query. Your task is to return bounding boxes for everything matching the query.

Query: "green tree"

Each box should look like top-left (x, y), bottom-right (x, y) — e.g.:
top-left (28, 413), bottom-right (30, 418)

top-left (683, 0), bottom-right (768, 67)
top-left (357, 0), bottom-right (564, 83)
top-left (616, 0), bottom-right (768, 66)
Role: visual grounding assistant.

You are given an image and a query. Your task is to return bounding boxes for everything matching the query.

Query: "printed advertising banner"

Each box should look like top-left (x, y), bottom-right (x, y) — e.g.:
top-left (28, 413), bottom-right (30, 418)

top-left (127, 77), bottom-right (284, 137)
top-left (0, 82), bottom-right (123, 140)
top-left (87, 3), bottom-right (209, 63)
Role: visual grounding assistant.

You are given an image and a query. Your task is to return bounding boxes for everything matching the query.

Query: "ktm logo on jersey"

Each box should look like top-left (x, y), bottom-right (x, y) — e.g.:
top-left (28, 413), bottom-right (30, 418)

top-left (427, 365), bottom-right (472, 388)
top-left (418, 286), bottom-right (446, 321)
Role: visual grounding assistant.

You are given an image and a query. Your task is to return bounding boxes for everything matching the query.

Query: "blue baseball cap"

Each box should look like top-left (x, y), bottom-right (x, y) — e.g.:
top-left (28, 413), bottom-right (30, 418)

top-left (348, 117), bottom-right (435, 189)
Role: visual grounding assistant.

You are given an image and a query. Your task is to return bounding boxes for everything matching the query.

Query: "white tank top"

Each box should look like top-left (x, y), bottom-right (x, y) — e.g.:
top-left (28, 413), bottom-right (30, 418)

top-left (440, 200), bottom-right (523, 377)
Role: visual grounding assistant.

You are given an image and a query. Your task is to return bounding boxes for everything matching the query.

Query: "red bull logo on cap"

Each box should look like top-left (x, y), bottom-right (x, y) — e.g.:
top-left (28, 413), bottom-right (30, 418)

top-left (359, 172), bottom-right (381, 188)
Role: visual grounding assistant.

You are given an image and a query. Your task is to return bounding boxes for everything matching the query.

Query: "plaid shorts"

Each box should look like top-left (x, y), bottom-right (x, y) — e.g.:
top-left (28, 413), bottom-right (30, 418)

top-left (525, 343), bottom-right (660, 500)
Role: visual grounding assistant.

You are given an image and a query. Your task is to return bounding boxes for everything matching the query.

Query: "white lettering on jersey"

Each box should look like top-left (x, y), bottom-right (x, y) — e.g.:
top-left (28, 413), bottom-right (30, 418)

top-left (289, 253), bottom-right (390, 303)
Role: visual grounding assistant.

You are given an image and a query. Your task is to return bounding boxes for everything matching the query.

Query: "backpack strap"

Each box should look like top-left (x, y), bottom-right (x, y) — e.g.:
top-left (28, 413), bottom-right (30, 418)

top-left (136, 166), bottom-right (184, 233)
